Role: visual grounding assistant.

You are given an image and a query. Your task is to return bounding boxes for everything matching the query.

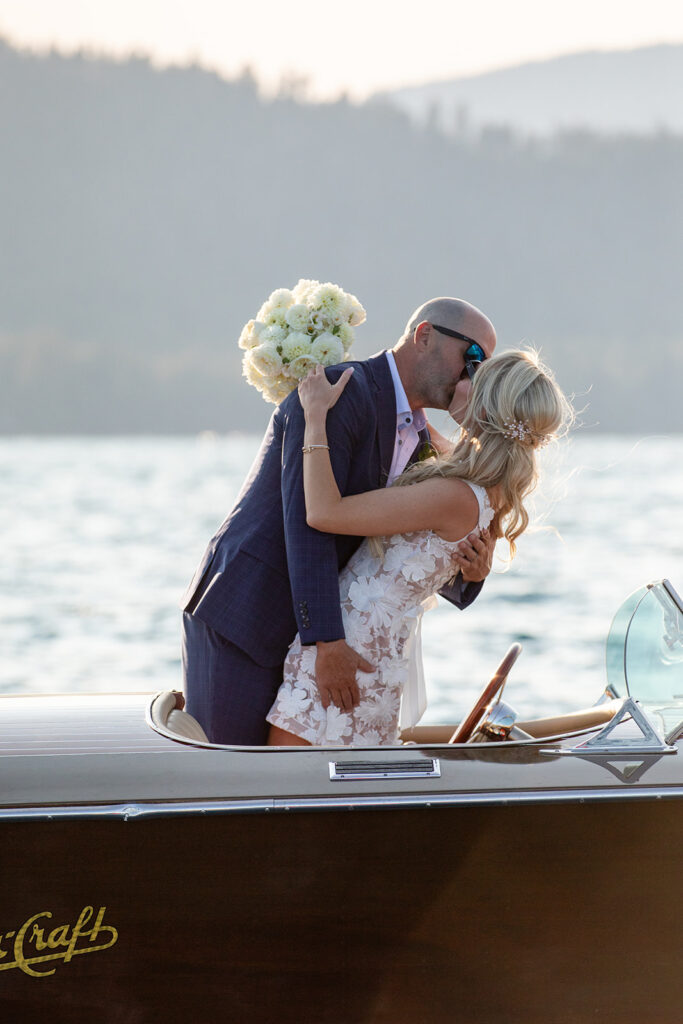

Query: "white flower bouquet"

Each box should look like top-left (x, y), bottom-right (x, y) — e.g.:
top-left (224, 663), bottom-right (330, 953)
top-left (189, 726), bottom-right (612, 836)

top-left (239, 279), bottom-right (366, 404)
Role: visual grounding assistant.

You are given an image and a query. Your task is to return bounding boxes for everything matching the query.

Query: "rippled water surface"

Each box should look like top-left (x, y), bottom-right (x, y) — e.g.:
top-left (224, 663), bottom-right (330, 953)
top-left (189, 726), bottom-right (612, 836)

top-left (2, 434), bottom-right (682, 723)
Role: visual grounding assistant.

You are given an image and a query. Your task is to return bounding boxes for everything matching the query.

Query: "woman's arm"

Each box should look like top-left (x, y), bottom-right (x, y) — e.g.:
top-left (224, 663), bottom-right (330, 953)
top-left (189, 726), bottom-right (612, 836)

top-left (299, 366), bottom-right (480, 541)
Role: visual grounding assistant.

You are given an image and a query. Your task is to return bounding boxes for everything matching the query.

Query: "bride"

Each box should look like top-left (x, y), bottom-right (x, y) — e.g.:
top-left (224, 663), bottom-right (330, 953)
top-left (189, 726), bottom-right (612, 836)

top-left (267, 349), bottom-right (572, 747)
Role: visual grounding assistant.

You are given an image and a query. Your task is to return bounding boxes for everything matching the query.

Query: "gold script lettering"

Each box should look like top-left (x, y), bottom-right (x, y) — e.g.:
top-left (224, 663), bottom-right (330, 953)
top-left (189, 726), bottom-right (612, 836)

top-left (47, 924), bottom-right (70, 950)
top-left (0, 907), bottom-right (118, 978)
top-left (31, 924), bottom-right (49, 950)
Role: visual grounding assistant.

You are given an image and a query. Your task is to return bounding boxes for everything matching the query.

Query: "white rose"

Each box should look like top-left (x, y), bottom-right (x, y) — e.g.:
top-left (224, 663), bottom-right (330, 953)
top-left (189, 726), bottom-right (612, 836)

top-left (261, 308), bottom-right (287, 327)
top-left (310, 332), bottom-right (344, 366)
top-left (240, 281), bottom-right (364, 406)
top-left (289, 354), bottom-right (318, 379)
top-left (285, 303), bottom-right (310, 331)
top-left (311, 282), bottom-right (345, 322)
top-left (333, 294), bottom-right (353, 325)
top-left (260, 323), bottom-right (286, 347)
top-left (336, 322), bottom-right (354, 353)
top-left (242, 352), bottom-right (266, 388)
top-left (250, 342), bottom-right (283, 377)
top-left (238, 319), bottom-right (262, 350)
top-left (348, 295), bottom-right (366, 326)
top-left (280, 331), bottom-right (311, 363)
top-left (280, 361), bottom-right (299, 380)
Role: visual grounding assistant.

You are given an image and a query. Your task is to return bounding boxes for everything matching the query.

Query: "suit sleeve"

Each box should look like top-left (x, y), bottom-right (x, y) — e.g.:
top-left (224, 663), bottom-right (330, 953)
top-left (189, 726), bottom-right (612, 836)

top-left (438, 576), bottom-right (484, 610)
top-left (281, 370), bottom-right (367, 645)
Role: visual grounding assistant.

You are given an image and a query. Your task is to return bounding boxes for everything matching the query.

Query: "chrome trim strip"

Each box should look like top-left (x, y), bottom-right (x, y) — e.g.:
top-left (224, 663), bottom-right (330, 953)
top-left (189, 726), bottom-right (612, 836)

top-left (0, 800), bottom-right (276, 821)
top-left (3, 784), bottom-right (683, 821)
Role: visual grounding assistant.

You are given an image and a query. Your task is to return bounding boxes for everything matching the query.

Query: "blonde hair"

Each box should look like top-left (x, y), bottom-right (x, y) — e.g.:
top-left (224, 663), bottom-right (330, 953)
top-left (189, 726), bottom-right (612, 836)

top-left (395, 348), bottom-right (573, 558)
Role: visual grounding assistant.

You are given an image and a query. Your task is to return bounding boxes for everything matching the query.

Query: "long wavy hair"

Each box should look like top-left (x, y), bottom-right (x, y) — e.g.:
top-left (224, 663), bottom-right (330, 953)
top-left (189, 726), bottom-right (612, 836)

top-left (394, 348), bottom-right (573, 558)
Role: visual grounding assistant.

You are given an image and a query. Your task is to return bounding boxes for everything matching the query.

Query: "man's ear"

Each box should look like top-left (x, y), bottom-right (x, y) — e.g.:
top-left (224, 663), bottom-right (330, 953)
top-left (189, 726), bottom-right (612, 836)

top-left (414, 321), bottom-right (431, 348)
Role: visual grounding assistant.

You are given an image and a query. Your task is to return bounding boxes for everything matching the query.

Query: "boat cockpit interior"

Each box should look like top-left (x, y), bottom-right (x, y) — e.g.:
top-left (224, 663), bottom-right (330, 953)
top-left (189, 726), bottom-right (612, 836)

top-left (149, 579), bottom-right (683, 754)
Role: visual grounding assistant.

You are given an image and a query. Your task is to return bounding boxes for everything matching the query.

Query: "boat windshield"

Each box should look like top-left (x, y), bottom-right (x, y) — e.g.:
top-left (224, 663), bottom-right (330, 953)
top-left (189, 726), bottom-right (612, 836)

top-left (606, 580), bottom-right (683, 704)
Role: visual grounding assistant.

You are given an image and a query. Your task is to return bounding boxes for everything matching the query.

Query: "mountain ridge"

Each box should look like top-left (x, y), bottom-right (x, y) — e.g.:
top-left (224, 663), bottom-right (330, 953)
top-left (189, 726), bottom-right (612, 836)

top-left (380, 44), bottom-right (683, 136)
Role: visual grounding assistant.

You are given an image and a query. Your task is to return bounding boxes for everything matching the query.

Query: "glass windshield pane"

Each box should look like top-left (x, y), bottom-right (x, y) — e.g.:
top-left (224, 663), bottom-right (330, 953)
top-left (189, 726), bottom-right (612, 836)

top-left (623, 582), bottom-right (683, 704)
top-left (605, 585), bottom-right (649, 697)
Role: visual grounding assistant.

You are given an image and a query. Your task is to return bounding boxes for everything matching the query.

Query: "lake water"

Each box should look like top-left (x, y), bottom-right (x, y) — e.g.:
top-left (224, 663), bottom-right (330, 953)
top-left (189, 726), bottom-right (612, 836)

top-left (2, 434), bottom-right (682, 723)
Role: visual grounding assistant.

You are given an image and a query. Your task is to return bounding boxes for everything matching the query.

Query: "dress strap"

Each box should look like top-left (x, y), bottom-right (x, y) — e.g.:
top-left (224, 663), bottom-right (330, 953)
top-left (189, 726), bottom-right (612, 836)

top-left (461, 480), bottom-right (495, 533)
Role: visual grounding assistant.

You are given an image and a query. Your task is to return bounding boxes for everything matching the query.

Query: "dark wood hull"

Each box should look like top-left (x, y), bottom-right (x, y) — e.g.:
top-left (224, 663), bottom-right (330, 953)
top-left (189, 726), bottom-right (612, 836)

top-left (2, 798), bottom-right (682, 1024)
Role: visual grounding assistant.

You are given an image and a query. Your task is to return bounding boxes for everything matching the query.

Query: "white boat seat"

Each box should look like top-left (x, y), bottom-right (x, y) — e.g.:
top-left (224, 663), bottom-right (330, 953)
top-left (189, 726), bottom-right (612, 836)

top-left (150, 691), bottom-right (210, 744)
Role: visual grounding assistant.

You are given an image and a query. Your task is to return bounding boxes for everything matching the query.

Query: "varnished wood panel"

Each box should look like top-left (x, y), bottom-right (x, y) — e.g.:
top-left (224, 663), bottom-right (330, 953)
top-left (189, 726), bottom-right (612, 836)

top-left (1, 800), bottom-right (682, 1023)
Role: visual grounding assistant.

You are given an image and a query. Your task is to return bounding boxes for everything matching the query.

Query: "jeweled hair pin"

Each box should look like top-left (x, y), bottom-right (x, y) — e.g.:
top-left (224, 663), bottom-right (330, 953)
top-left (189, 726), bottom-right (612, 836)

top-left (503, 420), bottom-right (549, 447)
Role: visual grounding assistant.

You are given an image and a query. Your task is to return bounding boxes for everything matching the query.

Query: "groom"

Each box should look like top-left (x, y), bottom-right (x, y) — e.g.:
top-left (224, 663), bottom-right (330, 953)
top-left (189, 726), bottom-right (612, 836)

top-left (182, 296), bottom-right (497, 744)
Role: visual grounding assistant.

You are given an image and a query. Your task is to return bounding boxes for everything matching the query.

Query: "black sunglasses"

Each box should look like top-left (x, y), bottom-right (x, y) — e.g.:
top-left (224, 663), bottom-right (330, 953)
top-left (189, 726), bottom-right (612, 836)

top-left (430, 324), bottom-right (487, 381)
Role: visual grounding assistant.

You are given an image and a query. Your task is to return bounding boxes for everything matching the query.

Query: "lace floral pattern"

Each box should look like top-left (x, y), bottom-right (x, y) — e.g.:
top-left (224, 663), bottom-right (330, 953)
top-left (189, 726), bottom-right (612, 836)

top-left (267, 482), bottom-right (494, 746)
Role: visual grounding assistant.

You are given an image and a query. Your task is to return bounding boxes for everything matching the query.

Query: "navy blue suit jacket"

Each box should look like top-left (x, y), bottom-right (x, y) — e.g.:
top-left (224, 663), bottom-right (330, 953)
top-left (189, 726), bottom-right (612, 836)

top-left (182, 352), bottom-right (483, 667)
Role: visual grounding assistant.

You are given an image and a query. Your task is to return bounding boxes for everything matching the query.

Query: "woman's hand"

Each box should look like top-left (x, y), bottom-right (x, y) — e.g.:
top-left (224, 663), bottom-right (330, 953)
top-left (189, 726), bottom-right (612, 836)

top-left (298, 363), bottom-right (354, 419)
top-left (452, 527), bottom-right (495, 581)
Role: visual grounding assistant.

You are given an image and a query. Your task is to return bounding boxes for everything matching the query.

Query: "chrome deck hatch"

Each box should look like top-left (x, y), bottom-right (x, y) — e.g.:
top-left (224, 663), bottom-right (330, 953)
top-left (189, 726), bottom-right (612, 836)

top-left (329, 759), bottom-right (441, 781)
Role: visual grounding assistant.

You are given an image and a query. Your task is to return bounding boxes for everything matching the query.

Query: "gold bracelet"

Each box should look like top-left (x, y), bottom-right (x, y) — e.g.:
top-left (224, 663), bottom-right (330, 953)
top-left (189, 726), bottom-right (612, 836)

top-left (301, 444), bottom-right (330, 454)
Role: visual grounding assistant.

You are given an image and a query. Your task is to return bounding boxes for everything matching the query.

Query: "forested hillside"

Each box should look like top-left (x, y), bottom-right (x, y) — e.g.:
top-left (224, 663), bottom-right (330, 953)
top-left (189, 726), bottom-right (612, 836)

top-left (1, 39), bottom-right (681, 432)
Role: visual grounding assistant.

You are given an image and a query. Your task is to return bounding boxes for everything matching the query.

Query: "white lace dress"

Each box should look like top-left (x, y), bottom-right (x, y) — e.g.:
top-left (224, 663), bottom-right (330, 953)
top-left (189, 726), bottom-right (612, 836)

top-left (267, 481), bottom-right (494, 746)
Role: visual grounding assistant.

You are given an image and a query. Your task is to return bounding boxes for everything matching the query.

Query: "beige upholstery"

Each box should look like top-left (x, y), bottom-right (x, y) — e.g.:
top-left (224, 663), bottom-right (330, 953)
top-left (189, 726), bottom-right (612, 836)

top-left (400, 701), bottom-right (620, 745)
top-left (149, 691), bottom-right (210, 744)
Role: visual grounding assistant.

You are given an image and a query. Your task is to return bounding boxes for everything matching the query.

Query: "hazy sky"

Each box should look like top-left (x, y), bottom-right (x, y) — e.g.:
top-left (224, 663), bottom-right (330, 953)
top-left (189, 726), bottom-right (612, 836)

top-left (1, 0), bottom-right (682, 98)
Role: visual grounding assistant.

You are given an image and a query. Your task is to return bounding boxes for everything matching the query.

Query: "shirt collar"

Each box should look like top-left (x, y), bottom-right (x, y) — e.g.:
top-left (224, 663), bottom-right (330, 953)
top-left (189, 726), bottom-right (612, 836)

top-left (385, 350), bottom-right (427, 430)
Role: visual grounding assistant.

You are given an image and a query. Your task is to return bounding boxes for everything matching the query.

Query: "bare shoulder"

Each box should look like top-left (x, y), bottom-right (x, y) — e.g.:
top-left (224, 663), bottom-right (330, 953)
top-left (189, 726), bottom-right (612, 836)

top-left (428, 477), bottom-right (481, 543)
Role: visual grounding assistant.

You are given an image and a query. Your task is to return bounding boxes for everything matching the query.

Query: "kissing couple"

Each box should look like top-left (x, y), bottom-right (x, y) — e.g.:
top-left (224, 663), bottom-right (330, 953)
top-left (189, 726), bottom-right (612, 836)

top-left (181, 296), bottom-right (571, 746)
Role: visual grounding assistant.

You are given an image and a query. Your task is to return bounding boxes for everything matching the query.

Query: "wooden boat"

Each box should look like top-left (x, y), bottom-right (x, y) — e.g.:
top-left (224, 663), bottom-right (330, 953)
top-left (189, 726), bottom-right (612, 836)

top-left (1, 580), bottom-right (682, 1024)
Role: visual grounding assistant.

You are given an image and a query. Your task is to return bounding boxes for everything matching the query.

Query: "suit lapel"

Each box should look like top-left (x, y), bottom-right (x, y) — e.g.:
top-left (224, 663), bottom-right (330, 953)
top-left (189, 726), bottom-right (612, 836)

top-left (366, 352), bottom-right (396, 486)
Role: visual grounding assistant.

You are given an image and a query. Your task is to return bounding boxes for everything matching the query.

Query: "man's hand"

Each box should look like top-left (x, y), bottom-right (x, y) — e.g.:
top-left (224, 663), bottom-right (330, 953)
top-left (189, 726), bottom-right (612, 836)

top-left (452, 527), bottom-right (495, 582)
top-left (315, 639), bottom-right (374, 712)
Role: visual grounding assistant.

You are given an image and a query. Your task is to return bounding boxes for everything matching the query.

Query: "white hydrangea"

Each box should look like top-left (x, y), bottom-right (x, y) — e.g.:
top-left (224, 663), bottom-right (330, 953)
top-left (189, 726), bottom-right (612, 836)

top-left (310, 332), bottom-right (344, 366)
top-left (268, 287), bottom-right (294, 311)
top-left (311, 311), bottom-right (330, 334)
top-left (292, 278), bottom-right (320, 303)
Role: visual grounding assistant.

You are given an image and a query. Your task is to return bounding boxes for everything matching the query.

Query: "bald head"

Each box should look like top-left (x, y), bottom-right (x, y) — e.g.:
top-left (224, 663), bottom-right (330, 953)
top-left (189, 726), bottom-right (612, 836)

top-left (402, 297), bottom-right (496, 357)
top-left (393, 296), bottom-right (497, 412)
